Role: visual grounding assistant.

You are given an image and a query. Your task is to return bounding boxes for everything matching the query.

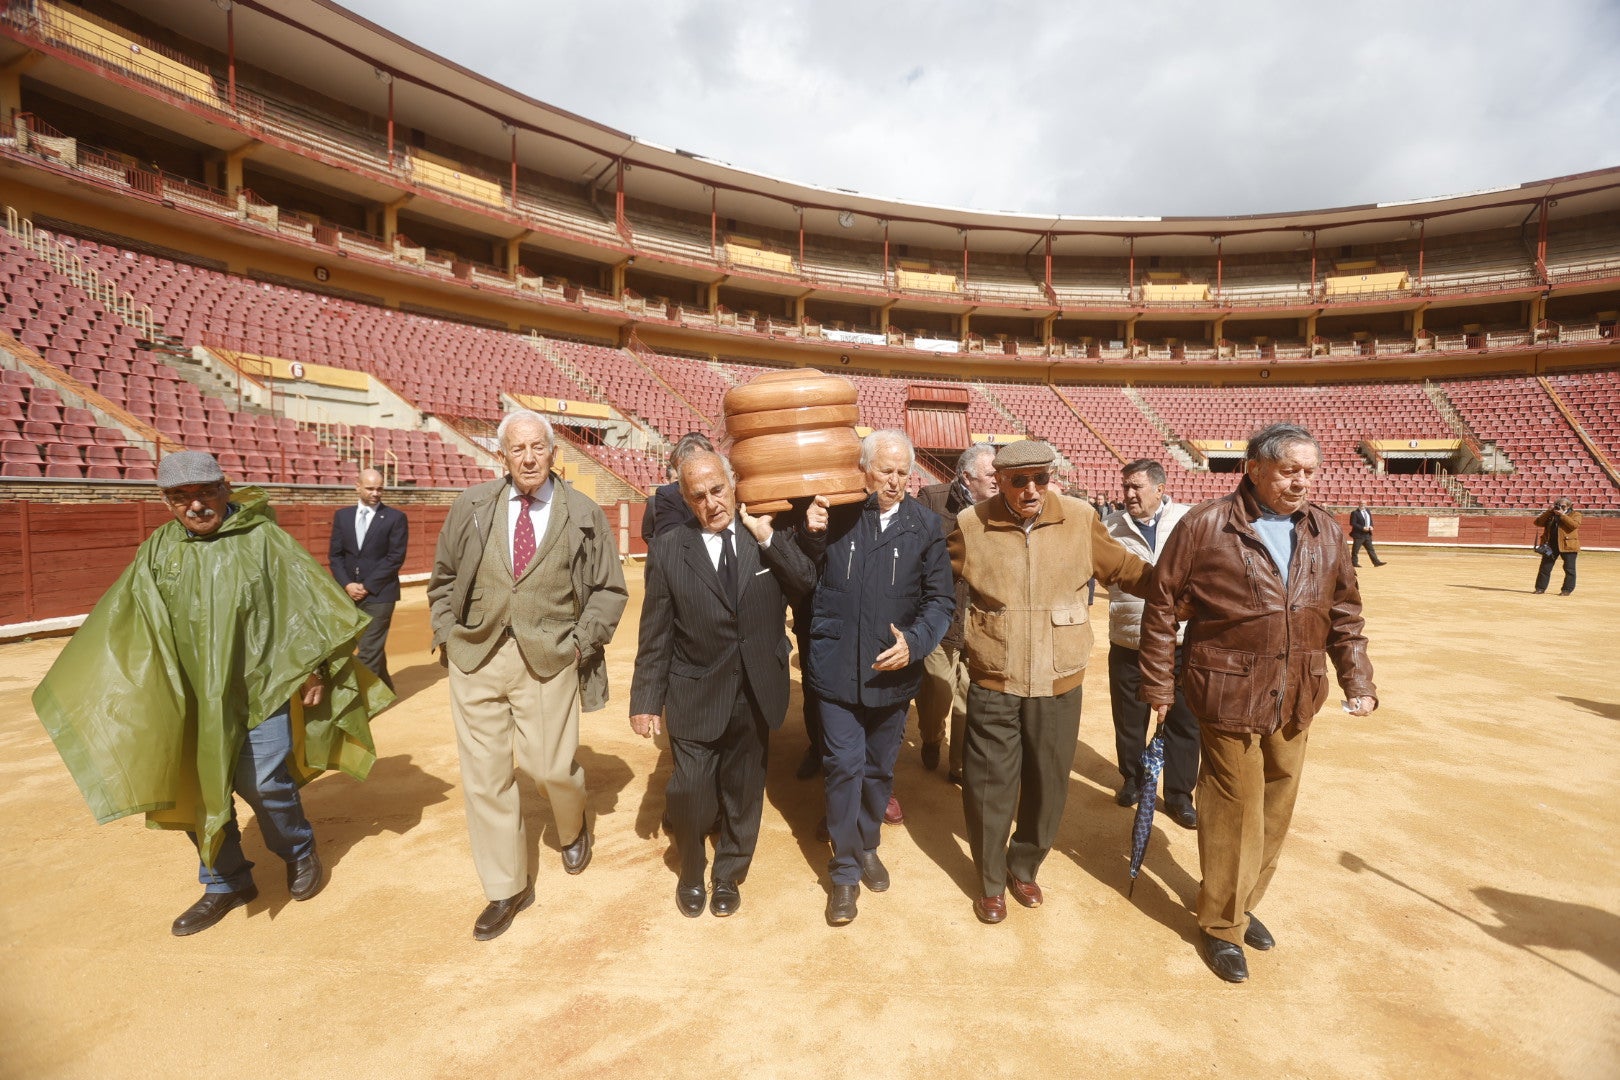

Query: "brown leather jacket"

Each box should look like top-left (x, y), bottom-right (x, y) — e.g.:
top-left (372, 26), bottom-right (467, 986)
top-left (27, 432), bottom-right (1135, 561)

top-left (1138, 478), bottom-right (1376, 734)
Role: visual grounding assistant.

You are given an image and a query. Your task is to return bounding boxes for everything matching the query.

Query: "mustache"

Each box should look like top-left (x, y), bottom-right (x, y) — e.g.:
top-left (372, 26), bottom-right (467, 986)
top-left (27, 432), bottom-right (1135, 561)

top-left (184, 506), bottom-right (217, 521)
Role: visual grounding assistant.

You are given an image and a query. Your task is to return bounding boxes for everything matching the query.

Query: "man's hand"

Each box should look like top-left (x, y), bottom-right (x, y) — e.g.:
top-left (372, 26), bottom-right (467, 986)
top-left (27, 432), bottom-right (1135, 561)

top-left (1345, 695), bottom-right (1375, 717)
top-left (737, 502), bottom-right (774, 544)
top-left (301, 671), bottom-right (325, 708)
top-left (630, 713), bottom-right (662, 738)
top-left (1150, 703), bottom-right (1170, 725)
top-left (805, 494), bottom-right (830, 534)
top-left (872, 624), bottom-right (911, 671)
top-left (344, 582), bottom-right (368, 601)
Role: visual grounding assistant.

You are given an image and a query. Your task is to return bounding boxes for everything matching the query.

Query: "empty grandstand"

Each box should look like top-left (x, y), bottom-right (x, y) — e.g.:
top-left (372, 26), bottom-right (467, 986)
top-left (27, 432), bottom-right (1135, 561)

top-left (0, 0), bottom-right (1614, 527)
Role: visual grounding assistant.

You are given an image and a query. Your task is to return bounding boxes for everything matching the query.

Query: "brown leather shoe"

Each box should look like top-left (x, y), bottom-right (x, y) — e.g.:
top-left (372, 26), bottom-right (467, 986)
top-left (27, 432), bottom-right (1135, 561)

top-left (883, 795), bottom-right (904, 825)
top-left (172, 886), bottom-right (258, 937)
top-left (287, 848), bottom-right (323, 901)
top-left (1006, 873), bottom-right (1043, 908)
top-left (973, 895), bottom-right (1007, 924)
top-left (474, 880), bottom-right (535, 941)
top-left (561, 824), bottom-right (592, 875)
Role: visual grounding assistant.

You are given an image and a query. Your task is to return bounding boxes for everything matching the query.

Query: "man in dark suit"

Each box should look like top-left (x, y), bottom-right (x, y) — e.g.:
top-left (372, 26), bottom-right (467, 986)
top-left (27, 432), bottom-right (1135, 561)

top-left (1349, 504), bottom-right (1385, 568)
top-left (329, 467), bottom-right (409, 690)
top-left (630, 451), bottom-right (816, 918)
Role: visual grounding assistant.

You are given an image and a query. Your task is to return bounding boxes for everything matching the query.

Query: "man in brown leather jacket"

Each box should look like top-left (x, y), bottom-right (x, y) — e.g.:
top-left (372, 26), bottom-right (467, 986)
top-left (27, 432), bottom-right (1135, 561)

top-left (1138, 422), bottom-right (1377, 983)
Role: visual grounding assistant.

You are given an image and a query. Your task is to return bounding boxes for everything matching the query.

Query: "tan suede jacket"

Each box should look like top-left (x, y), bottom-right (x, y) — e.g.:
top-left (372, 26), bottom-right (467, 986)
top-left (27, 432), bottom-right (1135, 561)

top-left (1533, 507), bottom-right (1582, 553)
top-left (1138, 478), bottom-right (1376, 734)
top-left (949, 492), bottom-right (1149, 698)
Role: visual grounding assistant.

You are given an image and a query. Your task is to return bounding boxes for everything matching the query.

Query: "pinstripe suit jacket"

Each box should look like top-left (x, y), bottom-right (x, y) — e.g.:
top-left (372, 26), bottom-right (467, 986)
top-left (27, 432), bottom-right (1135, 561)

top-left (630, 518), bottom-right (815, 742)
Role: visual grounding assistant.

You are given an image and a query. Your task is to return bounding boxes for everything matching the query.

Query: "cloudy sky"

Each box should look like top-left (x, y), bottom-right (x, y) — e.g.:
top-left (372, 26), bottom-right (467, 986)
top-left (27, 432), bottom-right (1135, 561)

top-left (342, 0), bottom-right (1620, 218)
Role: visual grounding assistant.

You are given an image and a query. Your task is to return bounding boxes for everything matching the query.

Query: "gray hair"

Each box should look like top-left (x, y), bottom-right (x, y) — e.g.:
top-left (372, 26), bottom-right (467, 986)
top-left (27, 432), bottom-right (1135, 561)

top-left (860, 428), bottom-right (915, 471)
top-left (1245, 422), bottom-right (1319, 464)
top-left (669, 431), bottom-right (714, 468)
top-left (1121, 459), bottom-right (1166, 486)
top-left (496, 409), bottom-right (555, 452)
top-left (956, 443), bottom-right (997, 479)
top-left (676, 449), bottom-right (736, 487)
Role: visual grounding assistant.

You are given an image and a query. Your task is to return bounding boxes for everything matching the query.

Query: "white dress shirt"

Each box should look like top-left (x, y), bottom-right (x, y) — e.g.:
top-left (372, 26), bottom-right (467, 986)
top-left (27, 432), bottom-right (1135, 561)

top-left (700, 520), bottom-right (739, 570)
top-left (506, 478), bottom-right (556, 566)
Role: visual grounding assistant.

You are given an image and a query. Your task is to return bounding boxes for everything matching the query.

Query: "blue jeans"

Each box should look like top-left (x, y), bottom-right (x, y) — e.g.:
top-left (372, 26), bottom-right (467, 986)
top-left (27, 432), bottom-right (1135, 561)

top-left (190, 706), bottom-right (314, 893)
top-left (820, 699), bottom-right (909, 886)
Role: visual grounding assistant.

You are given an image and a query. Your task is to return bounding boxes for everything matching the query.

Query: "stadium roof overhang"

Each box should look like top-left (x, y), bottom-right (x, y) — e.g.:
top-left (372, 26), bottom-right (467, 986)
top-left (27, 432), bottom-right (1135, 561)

top-left (39, 1), bottom-right (1620, 258)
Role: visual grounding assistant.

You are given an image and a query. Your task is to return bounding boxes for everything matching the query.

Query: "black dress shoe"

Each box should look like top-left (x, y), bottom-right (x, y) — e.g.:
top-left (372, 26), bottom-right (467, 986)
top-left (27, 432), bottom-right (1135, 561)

top-left (1116, 783), bottom-right (1139, 808)
top-left (1243, 912), bottom-right (1274, 951)
top-left (474, 880), bottom-right (535, 940)
top-left (676, 883), bottom-right (706, 918)
top-left (561, 824), bottom-right (592, 875)
top-left (1165, 795), bottom-right (1198, 831)
top-left (287, 849), bottom-right (324, 901)
top-left (1200, 931), bottom-right (1248, 983)
top-left (921, 741), bottom-right (942, 771)
top-left (795, 746), bottom-right (821, 780)
top-left (172, 885), bottom-right (258, 937)
top-left (710, 880), bottom-right (741, 917)
top-left (858, 850), bottom-right (890, 892)
top-left (825, 883), bottom-right (859, 926)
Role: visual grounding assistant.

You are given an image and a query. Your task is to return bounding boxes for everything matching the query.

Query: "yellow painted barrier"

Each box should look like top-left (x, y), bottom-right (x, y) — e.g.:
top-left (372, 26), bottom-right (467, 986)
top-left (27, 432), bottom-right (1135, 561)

top-left (1324, 271), bottom-right (1409, 296)
top-left (38, 1), bottom-right (221, 106)
top-left (408, 150), bottom-right (505, 207)
top-left (1142, 282), bottom-right (1211, 302)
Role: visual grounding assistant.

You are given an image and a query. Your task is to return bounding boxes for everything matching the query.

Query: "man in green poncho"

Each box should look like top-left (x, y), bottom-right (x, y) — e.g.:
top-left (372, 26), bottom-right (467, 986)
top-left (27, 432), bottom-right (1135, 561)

top-left (33, 452), bottom-right (392, 937)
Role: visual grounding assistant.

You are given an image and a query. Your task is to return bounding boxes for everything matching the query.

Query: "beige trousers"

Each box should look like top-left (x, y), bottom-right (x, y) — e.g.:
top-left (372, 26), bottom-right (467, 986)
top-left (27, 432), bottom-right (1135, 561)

top-left (450, 635), bottom-right (586, 900)
top-left (916, 641), bottom-right (969, 776)
top-left (1195, 721), bottom-right (1310, 946)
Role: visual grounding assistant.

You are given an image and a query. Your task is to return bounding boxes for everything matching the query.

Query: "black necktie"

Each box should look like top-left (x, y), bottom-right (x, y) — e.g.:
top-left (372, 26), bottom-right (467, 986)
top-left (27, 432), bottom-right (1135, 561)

top-left (719, 527), bottom-right (738, 605)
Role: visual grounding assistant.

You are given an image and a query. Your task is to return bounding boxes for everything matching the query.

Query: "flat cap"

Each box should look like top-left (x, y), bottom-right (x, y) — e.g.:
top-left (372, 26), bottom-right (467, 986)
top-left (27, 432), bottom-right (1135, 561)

top-left (992, 440), bottom-right (1056, 470)
top-left (156, 451), bottom-right (225, 488)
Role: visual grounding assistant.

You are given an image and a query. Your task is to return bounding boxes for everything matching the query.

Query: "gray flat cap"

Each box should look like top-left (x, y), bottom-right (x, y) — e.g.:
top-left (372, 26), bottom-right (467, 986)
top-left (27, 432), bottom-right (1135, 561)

top-left (156, 451), bottom-right (225, 488)
top-left (993, 440), bottom-right (1056, 470)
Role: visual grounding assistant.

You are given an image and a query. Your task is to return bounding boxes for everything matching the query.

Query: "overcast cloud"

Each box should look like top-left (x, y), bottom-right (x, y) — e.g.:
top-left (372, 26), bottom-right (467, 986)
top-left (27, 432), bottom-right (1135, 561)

top-left (341, 0), bottom-right (1620, 217)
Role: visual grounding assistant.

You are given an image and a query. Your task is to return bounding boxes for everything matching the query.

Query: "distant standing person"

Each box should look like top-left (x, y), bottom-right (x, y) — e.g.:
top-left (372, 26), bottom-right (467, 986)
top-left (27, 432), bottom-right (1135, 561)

top-left (1533, 497), bottom-right (1581, 595)
top-left (1349, 504), bottom-right (1384, 568)
top-left (641, 432), bottom-right (714, 545)
top-left (329, 467), bottom-right (409, 690)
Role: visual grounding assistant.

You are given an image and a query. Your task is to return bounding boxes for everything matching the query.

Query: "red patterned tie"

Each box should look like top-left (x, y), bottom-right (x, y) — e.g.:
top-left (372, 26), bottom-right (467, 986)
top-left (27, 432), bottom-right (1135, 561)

top-left (512, 493), bottom-right (537, 578)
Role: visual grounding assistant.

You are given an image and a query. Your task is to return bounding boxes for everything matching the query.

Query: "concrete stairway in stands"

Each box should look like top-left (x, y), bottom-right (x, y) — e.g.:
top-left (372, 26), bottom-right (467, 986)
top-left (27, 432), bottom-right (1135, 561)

top-left (1121, 386), bottom-right (1201, 471)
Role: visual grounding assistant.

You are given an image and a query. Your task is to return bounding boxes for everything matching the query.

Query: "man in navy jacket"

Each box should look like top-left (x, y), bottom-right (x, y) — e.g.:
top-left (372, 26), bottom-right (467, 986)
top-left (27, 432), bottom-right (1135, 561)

top-left (329, 468), bottom-right (409, 690)
top-left (796, 430), bottom-right (953, 926)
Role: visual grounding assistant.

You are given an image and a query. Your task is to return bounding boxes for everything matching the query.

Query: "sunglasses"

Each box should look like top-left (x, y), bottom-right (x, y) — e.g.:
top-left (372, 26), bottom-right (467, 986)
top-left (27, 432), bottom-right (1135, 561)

top-left (1003, 472), bottom-right (1051, 489)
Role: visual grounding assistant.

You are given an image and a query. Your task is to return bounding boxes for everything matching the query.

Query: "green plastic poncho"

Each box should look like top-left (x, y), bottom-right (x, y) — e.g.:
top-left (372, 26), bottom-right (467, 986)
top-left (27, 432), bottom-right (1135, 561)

top-left (32, 487), bottom-right (393, 866)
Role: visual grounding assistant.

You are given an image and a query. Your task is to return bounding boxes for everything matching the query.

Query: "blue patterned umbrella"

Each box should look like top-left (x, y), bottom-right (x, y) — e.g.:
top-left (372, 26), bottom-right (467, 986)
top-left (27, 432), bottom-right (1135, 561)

top-left (1127, 723), bottom-right (1166, 897)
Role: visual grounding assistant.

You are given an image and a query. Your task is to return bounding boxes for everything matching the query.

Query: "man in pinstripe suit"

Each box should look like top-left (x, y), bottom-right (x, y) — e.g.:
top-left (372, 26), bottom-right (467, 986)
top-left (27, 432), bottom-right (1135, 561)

top-left (629, 451), bottom-right (816, 918)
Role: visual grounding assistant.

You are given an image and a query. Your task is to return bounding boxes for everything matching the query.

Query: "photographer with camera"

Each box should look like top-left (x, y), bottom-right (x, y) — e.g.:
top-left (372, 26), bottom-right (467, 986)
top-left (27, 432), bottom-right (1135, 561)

top-left (1532, 497), bottom-right (1581, 595)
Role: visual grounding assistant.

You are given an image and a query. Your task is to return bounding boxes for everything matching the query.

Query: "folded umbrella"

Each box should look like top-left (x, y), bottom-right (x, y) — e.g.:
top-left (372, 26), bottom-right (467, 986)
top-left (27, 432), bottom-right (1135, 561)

top-left (1127, 723), bottom-right (1166, 897)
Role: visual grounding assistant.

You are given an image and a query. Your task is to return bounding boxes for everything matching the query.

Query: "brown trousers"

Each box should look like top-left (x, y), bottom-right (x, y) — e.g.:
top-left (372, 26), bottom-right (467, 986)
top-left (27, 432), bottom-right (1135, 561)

top-left (916, 640), bottom-right (969, 776)
top-left (1195, 721), bottom-right (1310, 946)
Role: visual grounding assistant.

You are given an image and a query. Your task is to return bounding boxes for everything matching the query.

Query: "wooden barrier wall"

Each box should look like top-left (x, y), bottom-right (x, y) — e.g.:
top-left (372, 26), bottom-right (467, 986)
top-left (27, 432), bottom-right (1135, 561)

top-left (1, 499), bottom-right (647, 626)
top-left (0, 503), bottom-right (1605, 628)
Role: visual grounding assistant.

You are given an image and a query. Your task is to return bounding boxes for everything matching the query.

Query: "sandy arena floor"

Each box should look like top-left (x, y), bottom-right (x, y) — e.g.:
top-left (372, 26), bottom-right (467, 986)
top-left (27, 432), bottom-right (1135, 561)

top-left (1, 546), bottom-right (1617, 1079)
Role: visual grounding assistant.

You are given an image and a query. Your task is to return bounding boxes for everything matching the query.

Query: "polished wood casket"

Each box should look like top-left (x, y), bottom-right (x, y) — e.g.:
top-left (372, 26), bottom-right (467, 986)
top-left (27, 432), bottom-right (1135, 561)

top-left (722, 369), bottom-right (867, 514)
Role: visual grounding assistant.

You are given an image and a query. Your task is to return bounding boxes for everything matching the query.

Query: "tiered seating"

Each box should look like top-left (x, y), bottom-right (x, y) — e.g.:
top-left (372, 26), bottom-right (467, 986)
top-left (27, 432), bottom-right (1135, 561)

top-left (638, 351), bottom-right (735, 433)
top-left (1547, 370), bottom-right (1620, 463)
top-left (345, 425), bottom-right (487, 488)
top-left (0, 371), bottom-right (152, 478)
top-left (2, 233), bottom-right (479, 485)
top-left (554, 339), bottom-right (721, 443)
top-left (1138, 383), bottom-right (1459, 507)
top-left (587, 445), bottom-right (665, 494)
top-left (977, 382), bottom-right (1120, 493)
top-left (1441, 377), bottom-right (1618, 509)
top-left (1545, 215), bottom-right (1620, 281)
top-left (63, 237), bottom-right (589, 420)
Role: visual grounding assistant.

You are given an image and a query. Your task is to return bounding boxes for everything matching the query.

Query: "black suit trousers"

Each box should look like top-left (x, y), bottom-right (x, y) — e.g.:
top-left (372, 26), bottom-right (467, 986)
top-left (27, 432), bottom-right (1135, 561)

top-left (1350, 534), bottom-right (1382, 566)
top-left (1108, 643), bottom-right (1198, 798)
top-left (667, 682), bottom-right (770, 886)
top-left (356, 598), bottom-right (395, 690)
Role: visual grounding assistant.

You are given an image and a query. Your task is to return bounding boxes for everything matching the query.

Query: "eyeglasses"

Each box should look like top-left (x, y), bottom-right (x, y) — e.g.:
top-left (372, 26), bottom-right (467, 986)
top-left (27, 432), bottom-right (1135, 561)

top-left (161, 484), bottom-right (223, 506)
top-left (1003, 472), bottom-right (1050, 489)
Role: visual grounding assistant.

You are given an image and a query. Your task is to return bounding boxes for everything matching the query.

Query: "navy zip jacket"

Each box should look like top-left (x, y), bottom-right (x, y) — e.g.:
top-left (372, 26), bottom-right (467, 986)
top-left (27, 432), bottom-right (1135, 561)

top-left (795, 492), bottom-right (955, 708)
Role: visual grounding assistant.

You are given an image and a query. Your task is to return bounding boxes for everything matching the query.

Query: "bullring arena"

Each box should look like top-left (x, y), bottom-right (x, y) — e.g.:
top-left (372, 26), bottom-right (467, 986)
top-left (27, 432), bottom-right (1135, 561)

top-left (0, 2), bottom-right (1617, 1078)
